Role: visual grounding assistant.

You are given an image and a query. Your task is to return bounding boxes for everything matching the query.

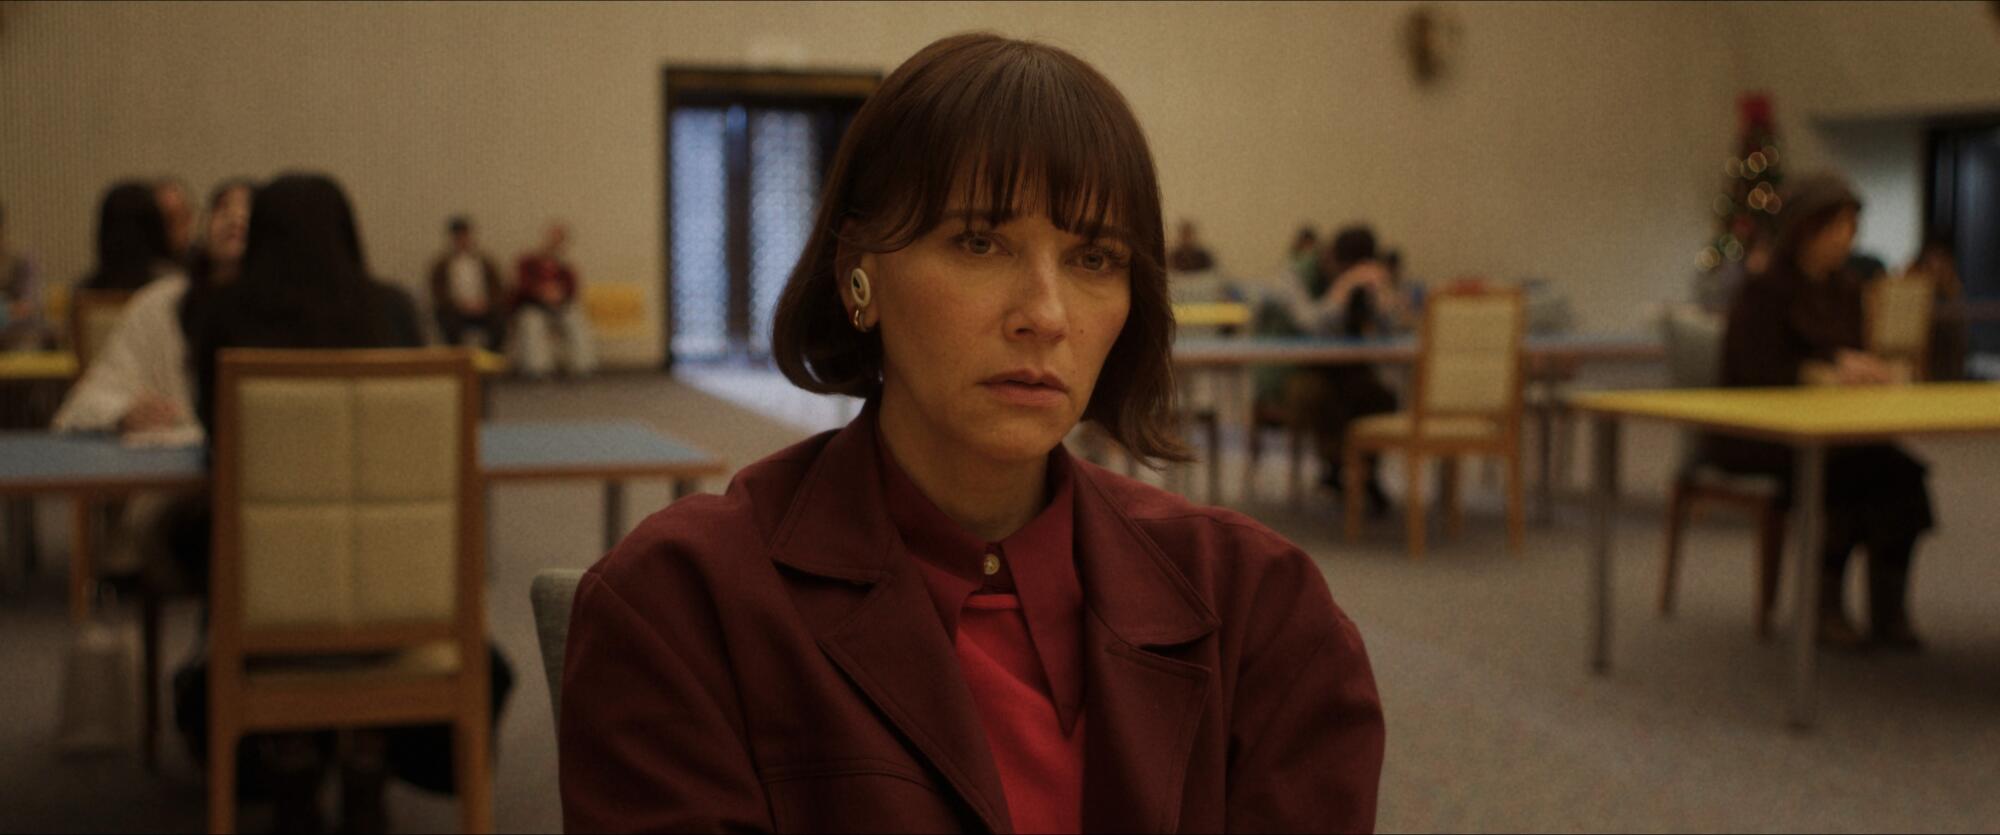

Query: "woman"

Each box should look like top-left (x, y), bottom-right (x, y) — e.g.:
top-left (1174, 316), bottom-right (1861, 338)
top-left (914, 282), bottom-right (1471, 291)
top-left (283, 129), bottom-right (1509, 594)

top-left (176, 173), bottom-right (512, 834)
top-left (561, 34), bottom-right (1384, 833)
top-left (1276, 225), bottom-right (1402, 510)
top-left (54, 179), bottom-right (253, 440)
top-left (80, 181), bottom-right (177, 292)
top-left (1709, 172), bottom-right (1934, 650)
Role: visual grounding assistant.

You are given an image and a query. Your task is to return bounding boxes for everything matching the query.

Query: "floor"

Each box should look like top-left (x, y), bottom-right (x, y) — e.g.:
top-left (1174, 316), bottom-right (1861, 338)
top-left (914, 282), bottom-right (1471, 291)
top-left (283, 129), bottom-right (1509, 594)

top-left (3, 366), bottom-right (1998, 832)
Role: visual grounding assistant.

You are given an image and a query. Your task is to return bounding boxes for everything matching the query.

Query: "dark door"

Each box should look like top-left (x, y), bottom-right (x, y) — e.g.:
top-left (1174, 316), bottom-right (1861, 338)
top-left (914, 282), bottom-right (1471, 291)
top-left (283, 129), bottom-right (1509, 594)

top-left (1928, 122), bottom-right (2000, 364)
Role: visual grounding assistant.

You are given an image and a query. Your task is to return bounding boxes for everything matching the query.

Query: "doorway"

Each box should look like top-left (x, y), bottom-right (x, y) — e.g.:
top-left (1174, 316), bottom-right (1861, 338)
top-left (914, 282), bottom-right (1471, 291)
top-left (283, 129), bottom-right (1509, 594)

top-left (1926, 119), bottom-right (2000, 367)
top-left (661, 68), bottom-right (876, 367)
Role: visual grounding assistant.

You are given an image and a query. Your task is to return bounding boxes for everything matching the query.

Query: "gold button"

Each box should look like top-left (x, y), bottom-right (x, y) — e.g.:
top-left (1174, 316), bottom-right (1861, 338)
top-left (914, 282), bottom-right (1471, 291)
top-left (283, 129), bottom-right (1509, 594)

top-left (982, 554), bottom-right (1002, 576)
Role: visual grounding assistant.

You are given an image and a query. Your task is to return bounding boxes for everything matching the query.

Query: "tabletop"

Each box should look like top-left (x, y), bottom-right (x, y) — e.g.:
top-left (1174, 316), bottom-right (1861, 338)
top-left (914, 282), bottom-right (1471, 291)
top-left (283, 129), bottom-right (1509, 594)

top-left (1569, 382), bottom-right (2000, 444)
top-left (0, 420), bottom-right (725, 495)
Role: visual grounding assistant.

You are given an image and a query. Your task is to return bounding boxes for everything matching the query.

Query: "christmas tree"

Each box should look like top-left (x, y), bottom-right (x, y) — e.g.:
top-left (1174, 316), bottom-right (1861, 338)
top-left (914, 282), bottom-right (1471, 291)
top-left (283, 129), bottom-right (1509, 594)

top-left (1699, 93), bottom-right (1785, 272)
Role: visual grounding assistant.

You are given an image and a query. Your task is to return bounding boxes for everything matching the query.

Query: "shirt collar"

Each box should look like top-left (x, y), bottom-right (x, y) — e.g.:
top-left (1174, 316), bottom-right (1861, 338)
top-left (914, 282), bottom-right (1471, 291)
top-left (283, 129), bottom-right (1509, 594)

top-left (876, 423), bottom-right (1086, 733)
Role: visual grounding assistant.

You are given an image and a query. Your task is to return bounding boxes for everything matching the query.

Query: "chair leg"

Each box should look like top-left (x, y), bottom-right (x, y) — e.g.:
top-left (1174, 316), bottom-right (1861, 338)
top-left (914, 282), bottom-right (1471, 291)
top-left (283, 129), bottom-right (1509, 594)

top-left (1287, 425), bottom-right (1306, 511)
top-left (141, 591), bottom-right (161, 772)
top-left (455, 715), bottom-right (494, 834)
top-left (1754, 500), bottom-right (1787, 640)
top-left (1659, 481), bottom-right (1692, 617)
top-left (209, 719), bottom-right (237, 834)
top-left (1343, 446), bottom-right (1365, 544)
top-left (1441, 457), bottom-right (1462, 539)
top-left (1504, 449), bottom-right (1525, 556)
top-left (1405, 452), bottom-right (1427, 560)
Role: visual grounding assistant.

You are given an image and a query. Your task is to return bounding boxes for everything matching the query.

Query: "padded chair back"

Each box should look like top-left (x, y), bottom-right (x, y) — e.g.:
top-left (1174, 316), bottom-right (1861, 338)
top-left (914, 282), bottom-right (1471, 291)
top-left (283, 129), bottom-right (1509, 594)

top-left (1867, 274), bottom-right (1934, 379)
top-left (530, 568), bottom-right (584, 727)
top-left (212, 348), bottom-right (481, 655)
top-left (1415, 284), bottom-right (1524, 423)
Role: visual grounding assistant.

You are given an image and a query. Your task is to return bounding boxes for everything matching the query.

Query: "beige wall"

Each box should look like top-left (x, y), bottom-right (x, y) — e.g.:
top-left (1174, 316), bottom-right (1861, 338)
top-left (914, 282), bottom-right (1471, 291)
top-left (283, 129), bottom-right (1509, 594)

top-left (4, 0), bottom-right (1911, 367)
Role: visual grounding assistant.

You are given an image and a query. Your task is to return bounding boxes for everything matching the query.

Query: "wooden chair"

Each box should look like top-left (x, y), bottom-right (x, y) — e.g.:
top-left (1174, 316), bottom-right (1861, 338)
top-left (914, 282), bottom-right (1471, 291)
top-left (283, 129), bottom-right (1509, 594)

top-left (1866, 273), bottom-right (1935, 381)
top-left (1655, 305), bottom-right (1786, 638)
top-left (207, 348), bottom-right (489, 834)
top-left (1344, 283), bottom-right (1525, 559)
top-left (67, 289), bottom-right (136, 372)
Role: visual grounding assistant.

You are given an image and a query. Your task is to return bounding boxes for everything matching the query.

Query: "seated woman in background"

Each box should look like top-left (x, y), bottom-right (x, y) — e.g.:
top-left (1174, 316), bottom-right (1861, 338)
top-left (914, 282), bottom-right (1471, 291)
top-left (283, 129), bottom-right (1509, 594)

top-left (54, 178), bottom-right (253, 441)
top-left (175, 173), bottom-right (513, 834)
top-left (1288, 225), bottom-right (1403, 510)
top-left (559, 33), bottom-right (1384, 834)
top-left (79, 180), bottom-right (179, 292)
top-left (1709, 172), bottom-right (1934, 650)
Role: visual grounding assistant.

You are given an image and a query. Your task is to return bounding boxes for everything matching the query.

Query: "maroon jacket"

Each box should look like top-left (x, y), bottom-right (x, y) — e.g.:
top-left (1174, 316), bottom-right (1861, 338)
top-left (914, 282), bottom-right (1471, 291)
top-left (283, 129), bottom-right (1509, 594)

top-left (559, 414), bottom-right (1385, 833)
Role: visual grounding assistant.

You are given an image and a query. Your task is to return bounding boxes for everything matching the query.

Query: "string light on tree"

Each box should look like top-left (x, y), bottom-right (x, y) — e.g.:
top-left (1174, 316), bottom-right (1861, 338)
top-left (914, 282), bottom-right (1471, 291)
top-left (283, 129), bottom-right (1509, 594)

top-left (1698, 92), bottom-right (1786, 271)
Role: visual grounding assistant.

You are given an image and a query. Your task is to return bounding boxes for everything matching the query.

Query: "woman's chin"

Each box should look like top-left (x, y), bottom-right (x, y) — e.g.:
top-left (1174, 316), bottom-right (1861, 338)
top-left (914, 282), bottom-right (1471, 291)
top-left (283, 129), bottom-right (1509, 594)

top-left (959, 414), bottom-right (1075, 463)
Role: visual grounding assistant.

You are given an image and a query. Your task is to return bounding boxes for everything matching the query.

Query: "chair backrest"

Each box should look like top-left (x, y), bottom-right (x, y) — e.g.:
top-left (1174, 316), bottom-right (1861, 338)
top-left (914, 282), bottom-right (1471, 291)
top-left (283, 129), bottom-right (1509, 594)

top-left (1660, 304), bottom-right (1725, 389)
top-left (1867, 274), bottom-right (1934, 380)
top-left (69, 289), bottom-right (135, 372)
top-left (1413, 283), bottom-right (1525, 426)
top-left (210, 348), bottom-right (481, 661)
top-left (530, 568), bottom-right (584, 727)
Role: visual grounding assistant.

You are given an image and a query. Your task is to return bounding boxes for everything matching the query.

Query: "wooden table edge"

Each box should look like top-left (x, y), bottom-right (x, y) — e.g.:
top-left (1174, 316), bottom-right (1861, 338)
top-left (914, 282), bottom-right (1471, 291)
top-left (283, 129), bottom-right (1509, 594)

top-left (479, 461), bottom-right (729, 482)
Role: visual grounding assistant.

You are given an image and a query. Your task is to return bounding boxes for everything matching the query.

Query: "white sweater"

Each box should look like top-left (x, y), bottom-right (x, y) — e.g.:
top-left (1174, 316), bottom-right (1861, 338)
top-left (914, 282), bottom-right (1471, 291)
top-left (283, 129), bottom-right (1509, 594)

top-left (51, 274), bottom-right (202, 440)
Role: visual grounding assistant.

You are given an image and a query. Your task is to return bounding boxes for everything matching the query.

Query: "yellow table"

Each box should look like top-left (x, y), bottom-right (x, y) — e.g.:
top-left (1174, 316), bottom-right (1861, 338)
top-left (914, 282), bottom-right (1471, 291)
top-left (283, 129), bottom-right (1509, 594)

top-left (1171, 302), bottom-right (1252, 329)
top-left (1570, 382), bottom-right (2000, 729)
top-left (0, 350), bottom-right (79, 381)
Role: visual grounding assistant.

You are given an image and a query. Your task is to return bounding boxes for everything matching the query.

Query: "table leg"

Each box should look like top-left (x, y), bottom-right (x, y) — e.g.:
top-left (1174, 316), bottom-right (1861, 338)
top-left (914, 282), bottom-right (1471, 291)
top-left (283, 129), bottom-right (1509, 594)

top-left (69, 496), bottom-right (93, 623)
top-left (1238, 366), bottom-right (1258, 504)
top-left (1590, 416), bottom-right (1621, 673)
top-left (603, 481), bottom-right (626, 554)
top-left (1789, 444), bottom-right (1826, 731)
top-left (1536, 384), bottom-right (1556, 526)
top-left (2, 498), bottom-right (31, 594)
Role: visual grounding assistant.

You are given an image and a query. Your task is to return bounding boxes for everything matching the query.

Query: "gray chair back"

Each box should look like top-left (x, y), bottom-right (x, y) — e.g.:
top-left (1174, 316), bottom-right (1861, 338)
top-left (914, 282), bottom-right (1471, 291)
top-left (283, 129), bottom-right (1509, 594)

top-left (530, 569), bottom-right (585, 728)
top-left (1659, 306), bottom-right (1725, 472)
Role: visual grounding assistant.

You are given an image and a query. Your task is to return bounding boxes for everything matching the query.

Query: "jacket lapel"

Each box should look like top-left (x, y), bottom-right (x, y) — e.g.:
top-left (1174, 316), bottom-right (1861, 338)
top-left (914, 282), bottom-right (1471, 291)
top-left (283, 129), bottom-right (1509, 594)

top-left (1071, 463), bottom-right (1221, 834)
top-left (767, 413), bottom-right (1014, 834)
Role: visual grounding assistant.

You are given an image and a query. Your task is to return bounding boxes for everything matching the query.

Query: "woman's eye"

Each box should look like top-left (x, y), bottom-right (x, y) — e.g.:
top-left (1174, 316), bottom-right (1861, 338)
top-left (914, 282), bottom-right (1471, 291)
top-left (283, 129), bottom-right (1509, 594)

top-left (1076, 247), bottom-right (1129, 272)
top-left (956, 233), bottom-right (996, 256)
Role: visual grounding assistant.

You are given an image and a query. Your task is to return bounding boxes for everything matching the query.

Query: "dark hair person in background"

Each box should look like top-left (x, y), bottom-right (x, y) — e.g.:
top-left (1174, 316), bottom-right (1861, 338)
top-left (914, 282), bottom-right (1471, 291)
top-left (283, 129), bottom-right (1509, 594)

top-left (157, 177), bottom-right (196, 263)
top-left (1708, 172), bottom-right (1934, 651)
top-left (174, 173), bottom-right (513, 834)
top-left (428, 215), bottom-right (508, 351)
top-left (1289, 224), bottom-right (1402, 512)
top-left (81, 180), bottom-right (177, 292)
top-left (560, 33), bottom-right (1383, 833)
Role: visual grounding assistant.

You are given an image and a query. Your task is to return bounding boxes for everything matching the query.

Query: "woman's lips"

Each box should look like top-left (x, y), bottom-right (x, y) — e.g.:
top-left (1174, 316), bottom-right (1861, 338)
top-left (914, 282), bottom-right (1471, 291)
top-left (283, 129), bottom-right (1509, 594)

top-left (981, 380), bottom-right (1067, 408)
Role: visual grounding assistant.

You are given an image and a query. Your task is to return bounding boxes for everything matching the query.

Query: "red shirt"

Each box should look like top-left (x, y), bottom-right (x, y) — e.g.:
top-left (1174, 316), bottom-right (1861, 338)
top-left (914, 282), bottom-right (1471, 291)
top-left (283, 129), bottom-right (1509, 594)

top-left (515, 253), bottom-right (577, 309)
top-left (878, 437), bottom-right (1086, 835)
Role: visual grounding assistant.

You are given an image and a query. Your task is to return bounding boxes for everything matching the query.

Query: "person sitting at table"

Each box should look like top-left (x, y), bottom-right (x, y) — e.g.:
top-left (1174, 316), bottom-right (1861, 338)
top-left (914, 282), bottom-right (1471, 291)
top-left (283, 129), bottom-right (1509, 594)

top-left (511, 222), bottom-right (596, 380)
top-left (0, 202), bottom-right (52, 350)
top-left (175, 173), bottom-right (513, 834)
top-left (559, 32), bottom-right (1384, 834)
top-left (1269, 224), bottom-right (1403, 509)
top-left (78, 181), bottom-right (179, 292)
top-left (1708, 172), bottom-right (1934, 651)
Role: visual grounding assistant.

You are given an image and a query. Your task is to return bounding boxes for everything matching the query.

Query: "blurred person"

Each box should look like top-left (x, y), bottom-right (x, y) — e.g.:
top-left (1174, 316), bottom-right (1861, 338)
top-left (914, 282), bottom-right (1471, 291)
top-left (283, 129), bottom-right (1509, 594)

top-left (0, 202), bottom-right (52, 350)
top-left (1696, 227), bottom-right (1774, 314)
top-left (427, 215), bottom-right (507, 351)
top-left (157, 177), bottom-right (196, 262)
top-left (79, 180), bottom-right (177, 291)
top-left (1167, 217), bottom-right (1215, 273)
top-left (512, 222), bottom-right (596, 379)
top-left (1278, 225), bottom-right (1403, 511)
top-left (1911, 235), bottom-right (1969, 382)
top-left (54, 178), bottom-right (252, 441)
top-left (560, 33), bottom-right (1383, 833)
top-left (175, 173), bottom-right (511, 834)
top-left (1709, 172), bottom-right (1934, 651)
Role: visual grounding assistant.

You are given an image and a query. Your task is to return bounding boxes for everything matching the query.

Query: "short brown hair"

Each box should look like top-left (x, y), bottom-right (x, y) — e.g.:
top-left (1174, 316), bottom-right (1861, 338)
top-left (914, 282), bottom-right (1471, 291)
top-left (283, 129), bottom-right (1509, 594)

top-left (771, 33), bottom-right (1187, 464)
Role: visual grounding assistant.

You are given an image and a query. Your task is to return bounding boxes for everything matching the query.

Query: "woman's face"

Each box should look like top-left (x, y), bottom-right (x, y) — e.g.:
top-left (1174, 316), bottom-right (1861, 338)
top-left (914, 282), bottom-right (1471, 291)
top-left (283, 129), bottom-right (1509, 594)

top-left (1800, 208), bottom-right (1857, 276)
top-left (857, 196), bottom-right (1134, 465)
top-left (206, 187), bottom-right (252, 265)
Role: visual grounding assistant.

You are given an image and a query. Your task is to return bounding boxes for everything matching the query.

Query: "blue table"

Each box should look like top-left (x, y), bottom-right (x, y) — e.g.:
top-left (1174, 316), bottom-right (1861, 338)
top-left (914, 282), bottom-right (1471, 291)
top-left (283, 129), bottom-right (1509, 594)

top-left (0, 421), bottom-right (726, 620)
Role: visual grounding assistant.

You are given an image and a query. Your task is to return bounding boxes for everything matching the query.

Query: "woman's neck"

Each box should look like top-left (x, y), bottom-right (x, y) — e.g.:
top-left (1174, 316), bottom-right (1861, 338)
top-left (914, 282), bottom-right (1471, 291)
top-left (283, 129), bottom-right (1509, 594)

top-left (877, 396), bottom-right (1049, 543)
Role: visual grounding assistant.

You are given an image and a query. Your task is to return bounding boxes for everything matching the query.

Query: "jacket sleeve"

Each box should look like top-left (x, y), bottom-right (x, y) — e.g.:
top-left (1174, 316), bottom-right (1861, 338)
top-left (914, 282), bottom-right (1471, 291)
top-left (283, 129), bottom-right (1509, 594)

top-left (1225, 548), bottom-right (1385, 834)
top-left (560, 569), bottom-right (773, 833)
